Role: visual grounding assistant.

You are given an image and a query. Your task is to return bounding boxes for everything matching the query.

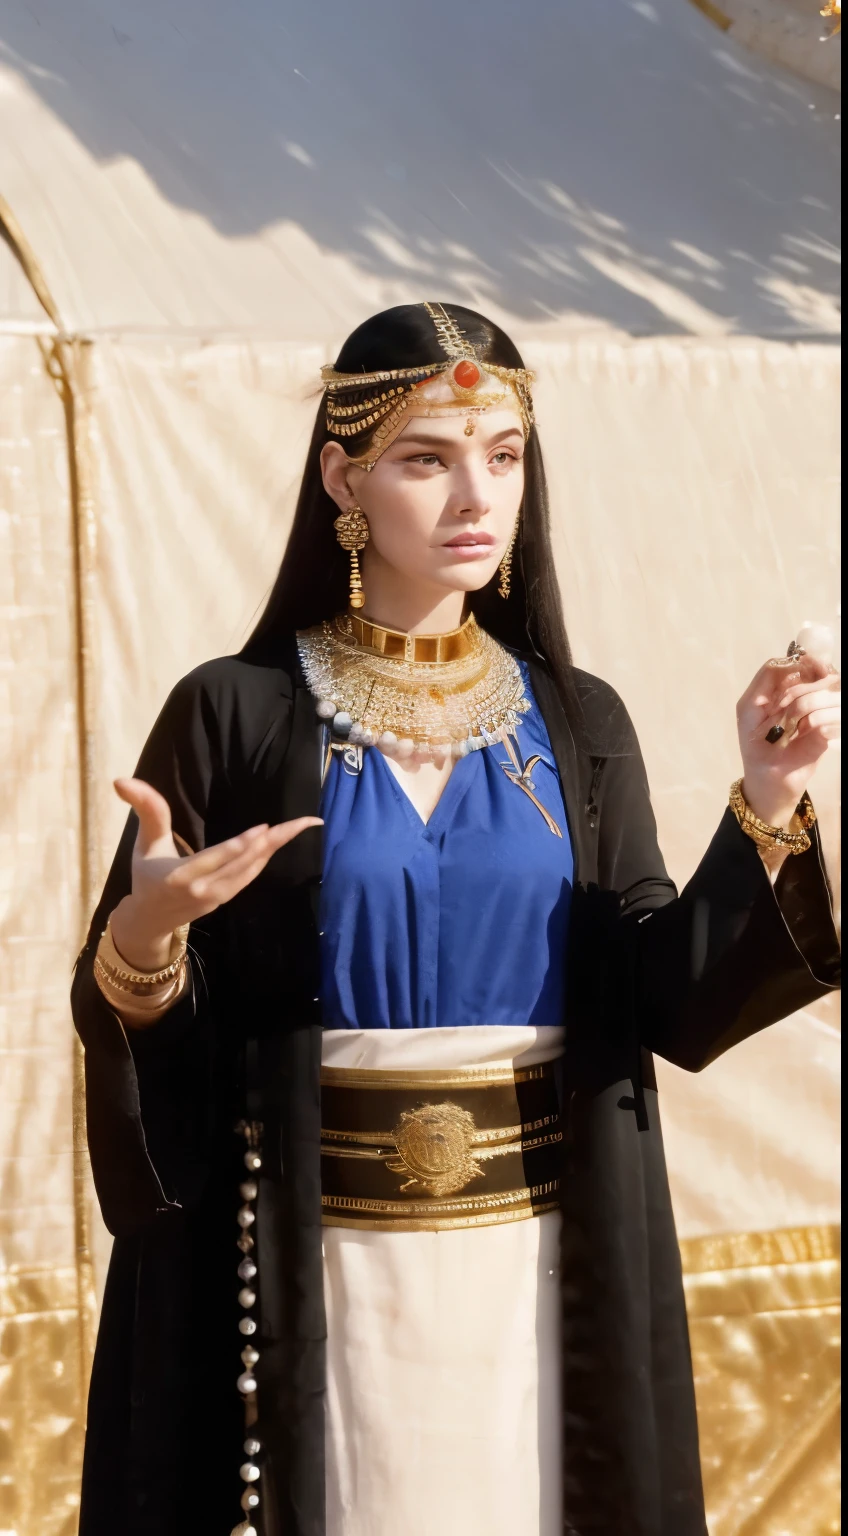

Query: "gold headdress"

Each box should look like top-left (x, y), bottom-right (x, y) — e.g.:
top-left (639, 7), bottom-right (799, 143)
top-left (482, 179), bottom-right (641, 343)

top-left (322, 302), bottom-right (535, 470)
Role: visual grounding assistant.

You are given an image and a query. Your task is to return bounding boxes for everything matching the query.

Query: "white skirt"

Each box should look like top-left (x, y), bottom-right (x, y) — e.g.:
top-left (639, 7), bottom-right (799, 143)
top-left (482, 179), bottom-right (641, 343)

top-left (322, 1026), bottom-right (565, 1536)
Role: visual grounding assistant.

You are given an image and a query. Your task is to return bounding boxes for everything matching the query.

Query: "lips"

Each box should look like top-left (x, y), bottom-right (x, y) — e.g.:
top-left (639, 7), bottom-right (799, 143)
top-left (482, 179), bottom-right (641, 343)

top-left (443, 532), bottom-right (498, 548)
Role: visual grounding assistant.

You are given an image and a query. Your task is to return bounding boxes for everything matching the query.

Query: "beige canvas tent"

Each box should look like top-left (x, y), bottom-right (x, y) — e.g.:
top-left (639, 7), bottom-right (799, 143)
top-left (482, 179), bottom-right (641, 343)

top-left (0, 2), bottom-right (840, 1532)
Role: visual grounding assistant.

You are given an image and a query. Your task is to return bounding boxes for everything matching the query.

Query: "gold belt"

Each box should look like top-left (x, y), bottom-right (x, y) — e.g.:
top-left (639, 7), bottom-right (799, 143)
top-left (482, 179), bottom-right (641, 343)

top-left (320, 1058), bottom-right (562, 1232)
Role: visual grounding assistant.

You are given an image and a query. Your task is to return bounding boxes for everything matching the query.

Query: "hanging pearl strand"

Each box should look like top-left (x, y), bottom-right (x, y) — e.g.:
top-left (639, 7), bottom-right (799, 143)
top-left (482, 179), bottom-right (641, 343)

top-left (231, 1119), bottom-right (264, 1536)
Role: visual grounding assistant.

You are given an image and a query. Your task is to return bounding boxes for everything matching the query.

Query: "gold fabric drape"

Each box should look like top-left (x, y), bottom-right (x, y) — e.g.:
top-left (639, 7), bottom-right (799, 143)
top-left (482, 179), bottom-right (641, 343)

top-left (0, 1267), bottom-right (86, 1536)
top-left (683, 1226), bottom-right (841, 1535)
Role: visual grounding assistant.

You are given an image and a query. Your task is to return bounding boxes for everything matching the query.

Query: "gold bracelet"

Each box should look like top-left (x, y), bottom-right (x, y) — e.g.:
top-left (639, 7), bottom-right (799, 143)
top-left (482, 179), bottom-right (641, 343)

top-left (94, 960), bottom-right (188, 1025)
top-left (728, 780), bottom-right (815, 856)
top-left (95, 919), bottom-right (189, 995)
top-left (94, 952), bottom-right (187, 998)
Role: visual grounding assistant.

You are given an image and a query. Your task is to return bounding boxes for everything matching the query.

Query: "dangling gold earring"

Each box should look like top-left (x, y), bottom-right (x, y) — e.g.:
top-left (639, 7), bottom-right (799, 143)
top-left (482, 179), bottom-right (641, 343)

top-left (498, 522), bottom-right (518, 600)
top-left (334, 504), bottom-right (370, 610)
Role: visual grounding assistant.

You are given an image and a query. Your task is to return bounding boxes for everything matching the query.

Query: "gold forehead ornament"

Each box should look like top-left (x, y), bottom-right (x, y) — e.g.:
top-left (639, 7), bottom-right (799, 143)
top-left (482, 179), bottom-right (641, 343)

top-left (322, 301), bottom-right (535, 470)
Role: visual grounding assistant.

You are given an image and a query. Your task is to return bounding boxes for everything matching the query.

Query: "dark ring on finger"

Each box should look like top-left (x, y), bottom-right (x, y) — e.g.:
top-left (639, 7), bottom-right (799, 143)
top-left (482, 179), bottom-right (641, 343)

top-left (765, 724), bottom-right (785, 744)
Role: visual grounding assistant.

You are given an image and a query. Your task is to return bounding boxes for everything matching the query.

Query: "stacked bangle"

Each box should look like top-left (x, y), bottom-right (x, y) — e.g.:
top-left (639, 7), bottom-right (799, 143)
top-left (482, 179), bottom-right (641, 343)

top-left (94, 919), bottom-right (190, 1023)
top-left (729, 780), bottom-right (816, 856)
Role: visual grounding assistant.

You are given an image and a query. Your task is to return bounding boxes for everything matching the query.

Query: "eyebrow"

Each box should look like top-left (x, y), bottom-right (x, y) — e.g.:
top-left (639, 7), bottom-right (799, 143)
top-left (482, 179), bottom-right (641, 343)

top-left (397, 424), bottom-right (524, 450)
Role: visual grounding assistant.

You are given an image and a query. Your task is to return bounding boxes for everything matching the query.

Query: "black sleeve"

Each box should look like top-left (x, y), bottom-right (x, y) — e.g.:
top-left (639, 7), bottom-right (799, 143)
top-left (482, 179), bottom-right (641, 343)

top-left (596, 696), bottom-right (841, 1073)
top-left (71, 664), bottom-right (231, 1237)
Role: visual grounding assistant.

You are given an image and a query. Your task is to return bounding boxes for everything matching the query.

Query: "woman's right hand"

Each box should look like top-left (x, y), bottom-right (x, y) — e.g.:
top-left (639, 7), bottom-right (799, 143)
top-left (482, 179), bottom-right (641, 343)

top-left (108, 777), bottom-right (322, 971)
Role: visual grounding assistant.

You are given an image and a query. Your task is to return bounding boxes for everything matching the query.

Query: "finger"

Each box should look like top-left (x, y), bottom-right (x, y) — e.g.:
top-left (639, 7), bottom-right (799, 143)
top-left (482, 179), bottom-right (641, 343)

top-left (775, 672), bottom-right (841, 710)
top-left (758, 686), bottom-right (840, 740)
top-left (166, 825), bottom-right (270, 884)
top-left (115, 777), bottom-right (174, 854)
top-left (787, 690), bottom-right (841, 724)
top-left (757, 701), bottom-right (796, 741)
top-left (746, 652), bottom-right (829, 706)
top-left (742, 663), bottom-right (797, 708)
top-left (742, 666), bottom-right (806, 714)
top-left (212, 824), bottom-right (321, 902)
top-left (795, 706), bottom-right (841, 735)
top-left (185, 837), bottom-right (277, 901)
top-left (757, 650), bottom-right (824, 682)
top-left (780, 728), bottom-right (831, 765)
top-left (186, 819), bottom-right (323, 903)
top-left (266, 816), bottom-right (323, 849)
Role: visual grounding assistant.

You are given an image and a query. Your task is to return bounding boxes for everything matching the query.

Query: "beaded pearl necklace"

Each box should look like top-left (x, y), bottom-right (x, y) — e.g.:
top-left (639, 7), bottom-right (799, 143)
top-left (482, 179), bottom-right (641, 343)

top-left (298, 612), bottom-right (530, 766)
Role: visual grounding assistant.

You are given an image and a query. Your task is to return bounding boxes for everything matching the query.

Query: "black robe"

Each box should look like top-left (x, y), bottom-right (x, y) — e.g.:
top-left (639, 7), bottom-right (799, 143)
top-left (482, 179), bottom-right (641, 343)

top-left (71, 636), bottom-right (840, 1536)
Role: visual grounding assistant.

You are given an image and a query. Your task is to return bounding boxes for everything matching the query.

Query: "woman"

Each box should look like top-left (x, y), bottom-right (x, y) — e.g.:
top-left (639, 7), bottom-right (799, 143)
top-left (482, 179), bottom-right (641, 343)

top-left (72, 303), bottom-right (840, 1536)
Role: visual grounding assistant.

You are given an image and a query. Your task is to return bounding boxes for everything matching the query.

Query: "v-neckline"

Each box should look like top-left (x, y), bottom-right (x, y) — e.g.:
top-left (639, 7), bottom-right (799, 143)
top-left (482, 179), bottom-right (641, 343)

top-left (376, 748), bottom-right (476, 833)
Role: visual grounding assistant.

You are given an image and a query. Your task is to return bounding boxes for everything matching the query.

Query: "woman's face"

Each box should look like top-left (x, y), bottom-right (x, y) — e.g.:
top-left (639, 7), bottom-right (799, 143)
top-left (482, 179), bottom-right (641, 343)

top-left (320, 408), bottom-right (525, 599)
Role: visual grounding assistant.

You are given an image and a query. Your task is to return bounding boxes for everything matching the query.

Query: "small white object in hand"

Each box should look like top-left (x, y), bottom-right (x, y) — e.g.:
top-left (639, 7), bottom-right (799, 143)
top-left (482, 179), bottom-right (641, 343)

top-left (796, 622), bottom-right (835, 665)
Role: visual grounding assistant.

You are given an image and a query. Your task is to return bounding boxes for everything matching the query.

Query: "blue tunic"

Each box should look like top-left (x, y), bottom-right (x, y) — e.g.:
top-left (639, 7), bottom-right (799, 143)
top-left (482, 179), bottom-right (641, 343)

top-left (319, 670), bottom-right (574, 1030)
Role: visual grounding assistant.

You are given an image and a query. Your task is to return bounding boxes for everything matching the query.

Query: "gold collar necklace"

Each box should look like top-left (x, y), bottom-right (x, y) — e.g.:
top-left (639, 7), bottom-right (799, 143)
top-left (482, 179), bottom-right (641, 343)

top-left (297, 611), bottom-right (530, 763)
top-left (345, 611), bottom-right (478, 664)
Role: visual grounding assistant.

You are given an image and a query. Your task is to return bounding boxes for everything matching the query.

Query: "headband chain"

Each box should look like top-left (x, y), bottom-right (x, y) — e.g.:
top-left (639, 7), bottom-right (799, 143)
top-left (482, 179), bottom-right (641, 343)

top-left (321, 303), bottom-right (535, 470)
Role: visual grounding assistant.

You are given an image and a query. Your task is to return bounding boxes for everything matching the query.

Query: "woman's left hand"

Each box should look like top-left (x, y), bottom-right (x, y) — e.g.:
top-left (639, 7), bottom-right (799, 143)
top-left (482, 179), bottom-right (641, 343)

top-left (737, 653), bottom-right (841, 827)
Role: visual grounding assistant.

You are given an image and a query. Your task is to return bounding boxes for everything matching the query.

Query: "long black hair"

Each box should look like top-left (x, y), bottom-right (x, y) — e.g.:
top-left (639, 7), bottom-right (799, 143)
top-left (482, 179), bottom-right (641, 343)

top-left (243, 303), bottom-right (580, 726)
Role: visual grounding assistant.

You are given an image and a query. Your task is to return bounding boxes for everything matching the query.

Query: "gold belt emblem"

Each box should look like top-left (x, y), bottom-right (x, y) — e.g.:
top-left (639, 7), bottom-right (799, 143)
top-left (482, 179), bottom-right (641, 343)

top-left (386, 1103), bottom-right (484, 1198)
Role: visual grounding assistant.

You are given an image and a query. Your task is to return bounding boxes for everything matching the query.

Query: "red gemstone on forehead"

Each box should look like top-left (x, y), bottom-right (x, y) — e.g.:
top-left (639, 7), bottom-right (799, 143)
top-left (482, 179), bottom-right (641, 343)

top-left (453, 360), bottom-right (481, 389)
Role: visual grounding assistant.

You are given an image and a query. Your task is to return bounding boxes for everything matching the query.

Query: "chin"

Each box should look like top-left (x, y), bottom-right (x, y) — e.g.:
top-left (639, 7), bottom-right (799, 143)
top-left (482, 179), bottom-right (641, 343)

top-left (432, 563), bottom-right (501, 595)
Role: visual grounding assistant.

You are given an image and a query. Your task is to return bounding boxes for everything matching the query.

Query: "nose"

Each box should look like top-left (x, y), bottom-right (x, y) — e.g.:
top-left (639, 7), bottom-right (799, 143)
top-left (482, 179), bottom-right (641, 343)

top-left (451, 459), bottom-right (492, 520)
